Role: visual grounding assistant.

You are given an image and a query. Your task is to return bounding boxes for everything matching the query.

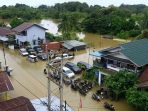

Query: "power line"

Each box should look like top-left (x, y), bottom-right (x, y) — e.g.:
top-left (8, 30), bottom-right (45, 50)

top-left (21, 68), bottom-right (60, 97)
top-left (13, 77), bottom-right (45, 104)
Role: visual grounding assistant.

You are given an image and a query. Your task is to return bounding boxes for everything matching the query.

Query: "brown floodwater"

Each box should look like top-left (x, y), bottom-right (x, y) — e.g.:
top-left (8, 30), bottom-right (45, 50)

top-left (0, 39), bottom-right (136, 111)
top-left (0, 19), bottom-right (136, 111)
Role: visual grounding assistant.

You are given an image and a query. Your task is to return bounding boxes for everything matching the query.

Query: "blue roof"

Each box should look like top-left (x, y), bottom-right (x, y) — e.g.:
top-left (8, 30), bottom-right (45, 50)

top-left (89, 51), bottom-right (103, 57)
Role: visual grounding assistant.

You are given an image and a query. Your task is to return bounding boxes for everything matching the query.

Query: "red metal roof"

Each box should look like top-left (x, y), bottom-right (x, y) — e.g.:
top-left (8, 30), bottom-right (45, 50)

top-left (0, 27), bottom-right (14, 36)
top-left (0, 71), bottom-right (14, 93)
top-left (12, 22), bottom-right (47, 33)
top-left (0, 96), bottom-right (36, 111)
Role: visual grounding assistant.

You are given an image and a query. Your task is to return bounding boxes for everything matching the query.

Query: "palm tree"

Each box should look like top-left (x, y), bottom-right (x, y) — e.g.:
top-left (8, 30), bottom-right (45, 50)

top-left (58, 13), bottom-right (80, 40)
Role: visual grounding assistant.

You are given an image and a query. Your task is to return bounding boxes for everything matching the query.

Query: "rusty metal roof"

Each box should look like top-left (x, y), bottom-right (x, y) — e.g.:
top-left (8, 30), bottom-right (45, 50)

top-left (0, 96), bottom-right (36, 111)
top-left (0, 71), bottom-right (14, 93)
top-left (12, 22), bottom-right (47, 33)
top-left (0, 27), bottom-right (14, 36)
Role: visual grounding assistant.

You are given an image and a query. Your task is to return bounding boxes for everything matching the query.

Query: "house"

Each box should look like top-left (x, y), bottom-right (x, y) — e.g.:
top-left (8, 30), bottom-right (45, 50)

top-left (13, 22), bottom-right (47, 47)
top-left (90, 39), bottom-right (148, 73)
top-left (62, 40), bottom-right (86, 51)
top-left (0, 96), bottom-right (36, 111)
top-left (0, 27), bottom-right (14, 43)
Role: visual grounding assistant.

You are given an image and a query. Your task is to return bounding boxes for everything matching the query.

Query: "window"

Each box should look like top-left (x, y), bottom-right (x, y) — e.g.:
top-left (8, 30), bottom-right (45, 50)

top-left (32, 40), bottom-right (36, 45)
top-left (22, 31), bottom-right (27, 36)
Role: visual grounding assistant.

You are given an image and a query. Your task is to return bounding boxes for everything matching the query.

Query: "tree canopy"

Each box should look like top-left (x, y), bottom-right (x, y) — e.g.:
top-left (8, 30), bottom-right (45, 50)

top-left (126, 88), bottom-right (148, 111)
top-left (105, 71), bottom-right (138, 100)
top-left (0, 2), bottom-right (148, 39)
top-left (10, 17), bottom-right (24, 28)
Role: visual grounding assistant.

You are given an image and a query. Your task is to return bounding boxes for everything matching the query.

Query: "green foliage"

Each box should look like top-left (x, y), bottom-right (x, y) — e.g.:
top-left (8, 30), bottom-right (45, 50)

top-left (128, 30), bottom-right (141, 37)
top-left (141, 29), bottom-right (148, 39)
top-left (137, 29), bottom-right (148, 39)
top-left (10, 17), bottom-right (24, 28)
top-left (58, 13), bottom-right (81, 40)
top-left (105, 71), bottom-right (138, 100)
top-left (81, 67), bottom-right (98, 82)
top-left (126, 88), bottom-right (148, 111)
top-left (1, 2), bottom-right (148, 39)
top-left (116, 31), bottom-right (129, 39)
top-left (45, 32), bottom-right (63, 42)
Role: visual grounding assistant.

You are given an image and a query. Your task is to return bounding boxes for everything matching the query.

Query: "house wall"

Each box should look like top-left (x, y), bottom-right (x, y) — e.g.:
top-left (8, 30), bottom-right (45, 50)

top-left (16, 25), bottom-right (45, 47)
top-left (139, 67), bottom-right (148, 82)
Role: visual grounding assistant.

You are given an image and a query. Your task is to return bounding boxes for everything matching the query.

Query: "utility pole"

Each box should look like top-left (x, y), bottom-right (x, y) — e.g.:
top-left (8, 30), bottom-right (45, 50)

top-left (47, 48), bottom-right (64, 111)
top-left (2, 44), bottom-right (7, 66)
top-left (46, 44), bottom-right (51, 111)
top-left (60, 51), bottom-right (63, 111)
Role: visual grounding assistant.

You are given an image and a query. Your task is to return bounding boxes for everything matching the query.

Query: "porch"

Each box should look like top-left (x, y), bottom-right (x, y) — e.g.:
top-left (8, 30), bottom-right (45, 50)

top-left (93, 56), bottom-right (141, 73)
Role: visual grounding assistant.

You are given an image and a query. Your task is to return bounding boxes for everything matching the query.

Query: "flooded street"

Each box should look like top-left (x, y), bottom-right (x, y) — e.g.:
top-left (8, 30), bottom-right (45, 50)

top-left (0, 19), bottom-right (136, 111)
top-left (0, 48), bottom-right (136, 111)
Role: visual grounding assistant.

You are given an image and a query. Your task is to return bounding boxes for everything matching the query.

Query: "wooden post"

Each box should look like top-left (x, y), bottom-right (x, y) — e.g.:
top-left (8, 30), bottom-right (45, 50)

top-left (98, 72), bottom-right (101, 86)
top-left (135, 66), bottom-right (137, 73)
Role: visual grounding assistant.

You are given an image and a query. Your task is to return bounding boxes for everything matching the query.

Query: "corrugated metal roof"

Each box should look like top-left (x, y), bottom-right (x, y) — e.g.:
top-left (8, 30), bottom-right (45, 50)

top-left (62, 43), bottom-right (73, 50)
top-left (91, 39), bottom-right (148, 67)
top-left (121, 39), bottom-right (148, 66)
top-left (31, 96), bottom-right (74, 111)
top-left (0, 71), bottom-right (14, 93)
top-left (0, 27), bottom-right (14, 36)
top-left (62, 40), bottom-right (86, 49)
top-left (0, 96), bottom-right (36, 111)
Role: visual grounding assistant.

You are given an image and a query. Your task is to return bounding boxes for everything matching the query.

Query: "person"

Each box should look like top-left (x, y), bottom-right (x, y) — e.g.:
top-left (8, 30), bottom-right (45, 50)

top-left (44, 68), bottom-right (47, 74)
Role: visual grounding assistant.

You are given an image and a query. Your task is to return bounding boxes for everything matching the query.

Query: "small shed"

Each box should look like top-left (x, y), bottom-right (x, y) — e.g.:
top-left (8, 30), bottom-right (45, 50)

top-left (42, 42), bottom-right (61, 51)
top-left (0, 96), bottom-right (36, 111)
top-left (62, 40), bottom-right (86, 51)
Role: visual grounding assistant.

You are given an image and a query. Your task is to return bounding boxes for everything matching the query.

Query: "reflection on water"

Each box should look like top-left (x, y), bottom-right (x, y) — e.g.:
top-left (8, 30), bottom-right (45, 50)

top-left (40, 19), bottom-right (61, 36)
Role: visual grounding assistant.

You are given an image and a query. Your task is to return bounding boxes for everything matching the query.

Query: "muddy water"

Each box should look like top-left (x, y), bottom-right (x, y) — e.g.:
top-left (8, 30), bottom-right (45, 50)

top-left (0, 19), bottom-right (136, 111)
top-left (0, 48), bottom-right (136, 111)
top-left (40, 19), bottom-right (123, 65)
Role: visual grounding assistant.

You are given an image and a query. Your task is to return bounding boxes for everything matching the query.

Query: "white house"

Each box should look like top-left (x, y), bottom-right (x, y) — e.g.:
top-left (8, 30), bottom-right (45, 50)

top-left (13, 22), bottom-right (47, 47)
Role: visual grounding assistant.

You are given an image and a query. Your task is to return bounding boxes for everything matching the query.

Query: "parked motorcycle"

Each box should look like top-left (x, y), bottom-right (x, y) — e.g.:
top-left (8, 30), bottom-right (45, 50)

top-left (104, 102), bottom-right (115, 111)
top-left (92, 93), bottom-right (101, 101)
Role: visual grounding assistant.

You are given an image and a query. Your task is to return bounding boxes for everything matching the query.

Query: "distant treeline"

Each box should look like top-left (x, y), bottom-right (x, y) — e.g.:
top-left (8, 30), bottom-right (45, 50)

top-left (1, 2), bottom-right (148, 39)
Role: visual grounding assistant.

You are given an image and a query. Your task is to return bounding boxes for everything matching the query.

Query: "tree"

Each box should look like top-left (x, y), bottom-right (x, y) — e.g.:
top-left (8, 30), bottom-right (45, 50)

top-left (140, 11), bottom-right (148, 30)
top-left (126, 88), bottom-right (148, 111)
top-left (10, 17), bottom-right (24, 28)
top-left (81, 66), bottom-right (98, 82)
top-left (58, 13), bottom-right (80, 40)
top-left (105, 71), bottom-right (138, 100)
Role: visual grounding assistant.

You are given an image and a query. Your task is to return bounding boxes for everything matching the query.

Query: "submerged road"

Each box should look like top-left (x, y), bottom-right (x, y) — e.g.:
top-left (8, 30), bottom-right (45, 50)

top-left (0, 48), bottom-right (136, 111)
